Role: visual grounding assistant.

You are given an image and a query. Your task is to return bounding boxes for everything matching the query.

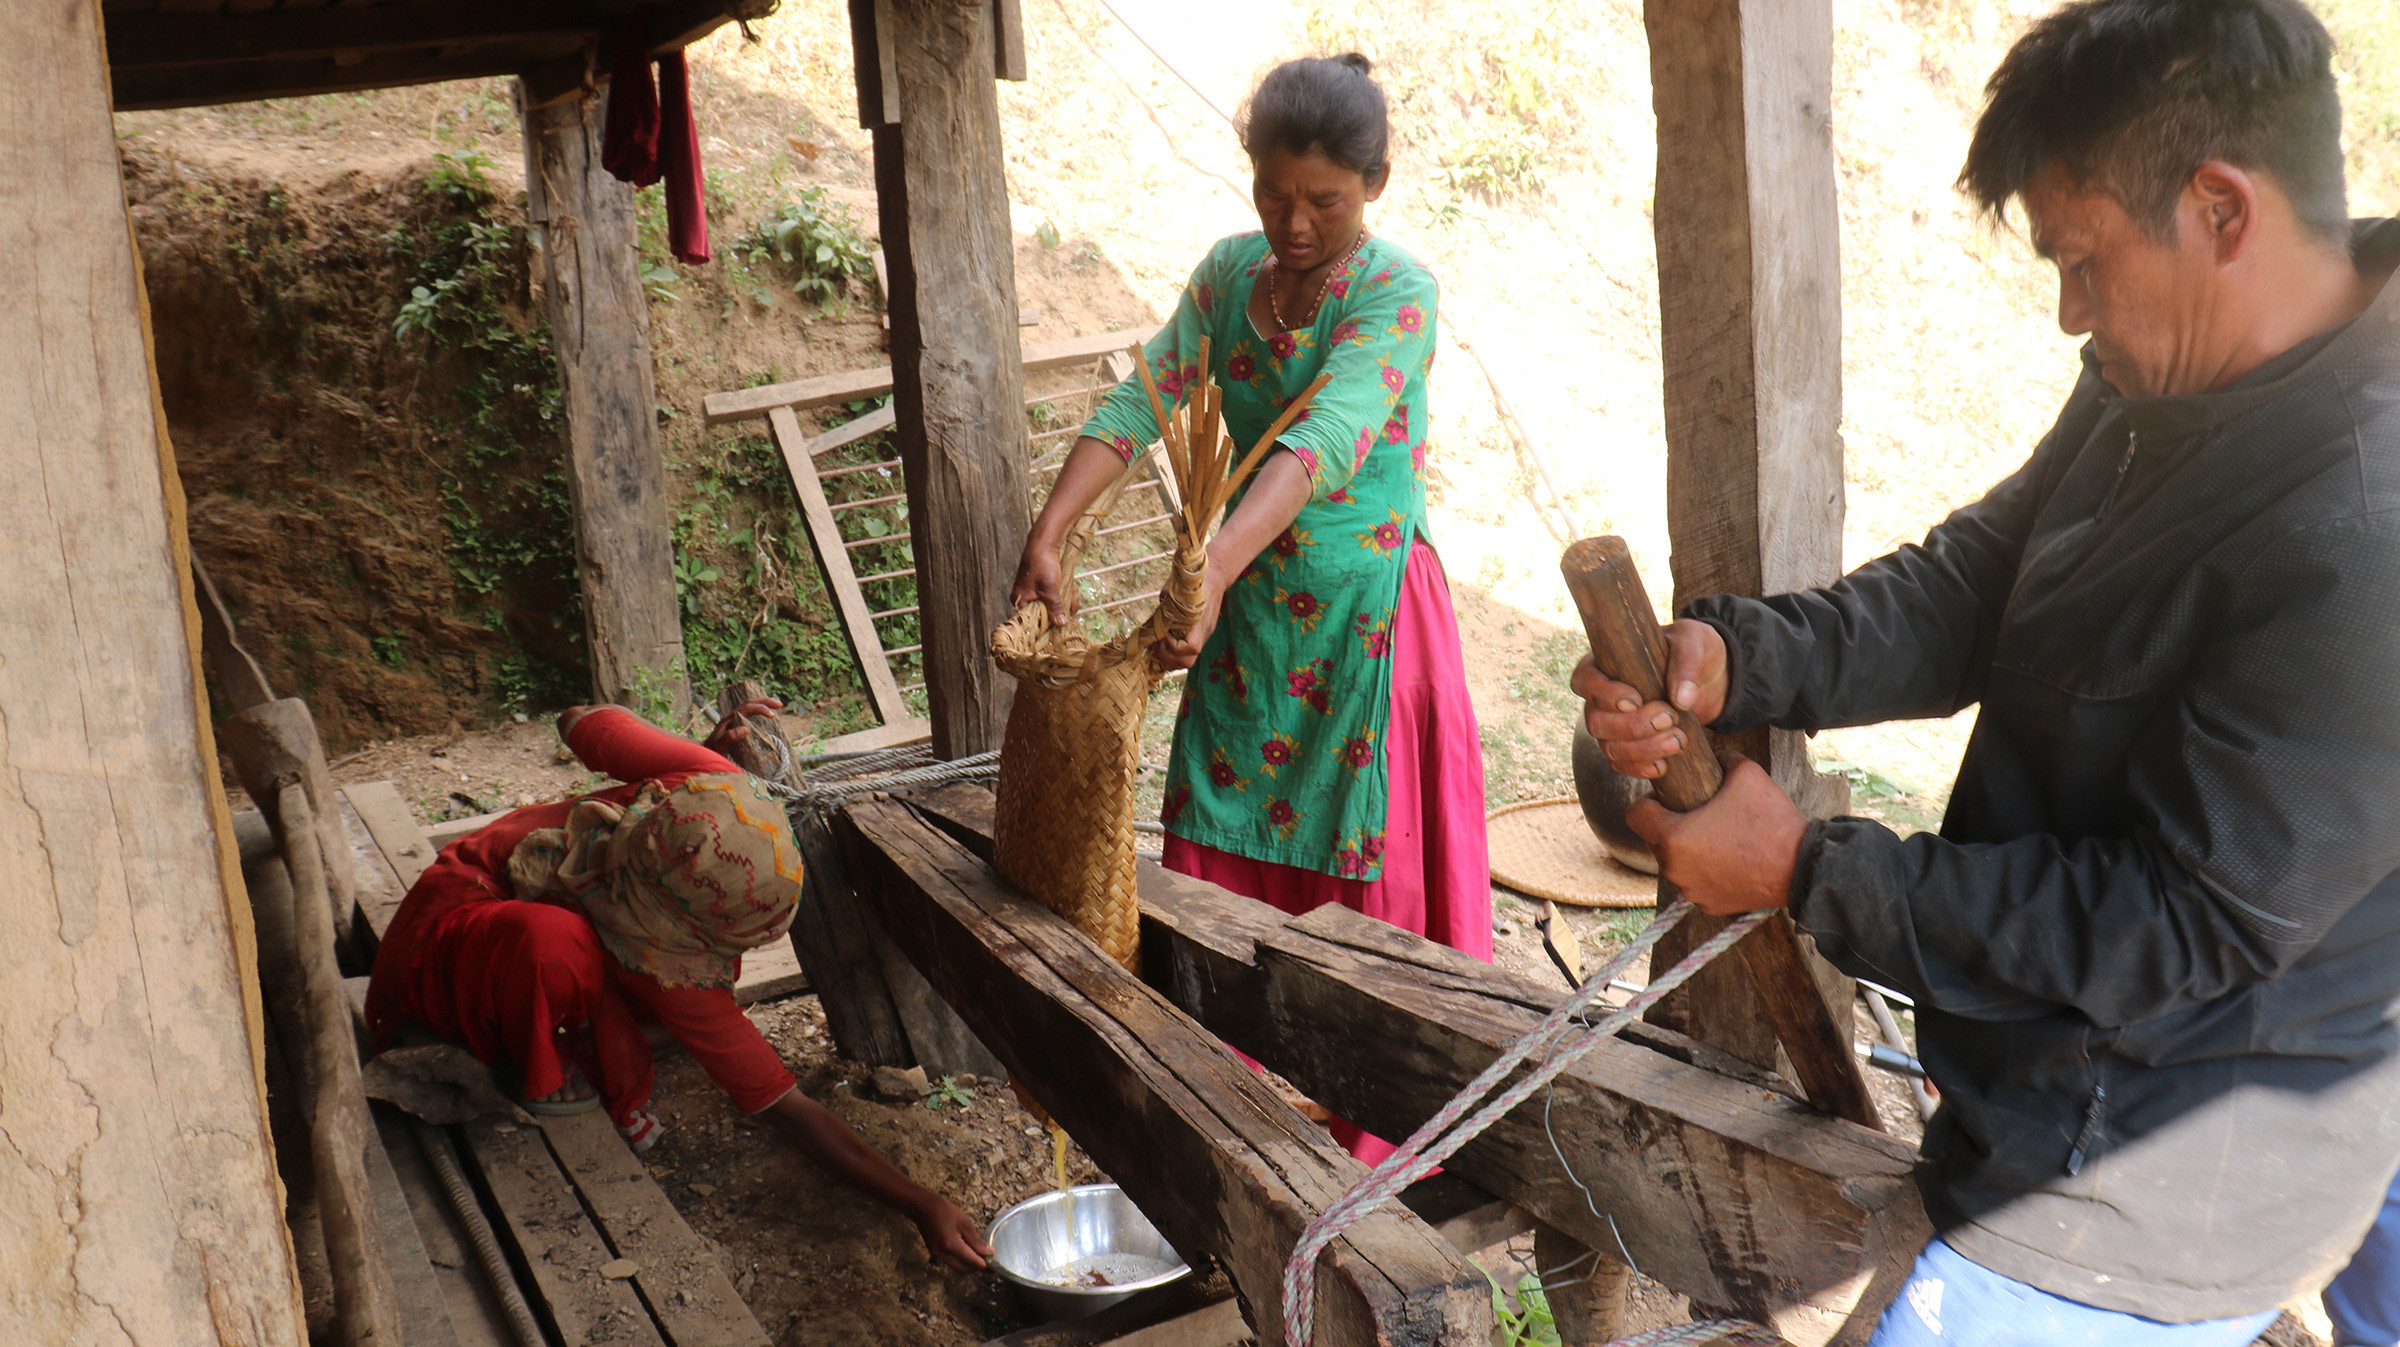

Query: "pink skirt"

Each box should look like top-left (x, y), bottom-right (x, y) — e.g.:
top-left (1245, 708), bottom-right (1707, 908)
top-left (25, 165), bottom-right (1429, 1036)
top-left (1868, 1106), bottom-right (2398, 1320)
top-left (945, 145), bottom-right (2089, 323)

top-left (1165, 540), bottom-right (1492, 1163)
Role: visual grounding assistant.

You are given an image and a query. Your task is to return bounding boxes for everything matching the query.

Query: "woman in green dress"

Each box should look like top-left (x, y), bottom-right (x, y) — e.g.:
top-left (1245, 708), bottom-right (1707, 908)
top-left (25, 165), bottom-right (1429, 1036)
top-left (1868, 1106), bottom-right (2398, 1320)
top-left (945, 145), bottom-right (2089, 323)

top-left (1012, 53), bottom-right (1490, 1162)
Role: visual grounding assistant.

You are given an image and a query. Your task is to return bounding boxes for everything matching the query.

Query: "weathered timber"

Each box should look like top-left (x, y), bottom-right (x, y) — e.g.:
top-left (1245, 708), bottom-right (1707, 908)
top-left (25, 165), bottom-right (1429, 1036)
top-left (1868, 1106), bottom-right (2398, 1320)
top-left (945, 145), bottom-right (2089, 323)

top-left (459, 1116), bottom-right (666, 1347)
top-left (277, 783), bottom-right (406, 1347)
top-left (0, 8), bottom-right (302, 1324)
top-left (870, 0), bottom-right (1027, 764)
top-left (839, 799), bottom-right (1492, 1347)
top-left (1644, 0), bottom-right (1856, 1071)
top-left (1560, 539), bottom-right (1878, 1130)
top-left (522, 81), bottom-right (688, 712)
top-left (789, 806), bottom-right (916, 1065)
top-left (770, 405), bottom-right (912, 726)
top-left (192, 556), bottom-right (277, 711)
top-left (348, 778), bottom-right (438, 888)
top-left (699, 325), bottom-right (1151, 425)
top-left (980, 1272), bottom-right (1244, 1347)
top-left (1139, 880), bottom-right (1926, 1345)
top-left (374, 1106), bottom-right (517, 1347)
top-left (223, 698), bottom-right (366, 967)
top-left (337, 787), bottom-right (411, 949)
top-left (362, 1103), bottom-right (463, 1347)
top-left (1534, 1222), bottom-right (1629, 1347)
top-left (539, 1109), bottom-right (772, 1347)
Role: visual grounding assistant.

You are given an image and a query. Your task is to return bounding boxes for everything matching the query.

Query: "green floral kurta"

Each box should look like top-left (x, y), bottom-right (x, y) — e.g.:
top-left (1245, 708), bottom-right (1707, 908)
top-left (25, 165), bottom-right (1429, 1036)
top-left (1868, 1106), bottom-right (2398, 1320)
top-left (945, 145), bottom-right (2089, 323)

top-left (1082, 231), bottom-right (1437, 880)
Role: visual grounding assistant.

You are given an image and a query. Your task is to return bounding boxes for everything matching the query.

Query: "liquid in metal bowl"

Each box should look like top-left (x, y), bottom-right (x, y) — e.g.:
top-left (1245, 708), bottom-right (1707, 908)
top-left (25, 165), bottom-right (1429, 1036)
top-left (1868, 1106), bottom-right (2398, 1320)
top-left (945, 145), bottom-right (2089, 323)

top-left (987, 1183), bottom-right (1190, 1320)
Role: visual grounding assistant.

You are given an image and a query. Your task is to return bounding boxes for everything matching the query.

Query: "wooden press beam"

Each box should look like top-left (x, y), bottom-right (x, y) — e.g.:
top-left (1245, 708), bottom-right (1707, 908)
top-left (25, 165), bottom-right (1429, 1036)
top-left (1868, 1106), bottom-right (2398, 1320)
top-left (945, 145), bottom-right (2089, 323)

top-left (1642, 0), bottom-right (1858, 1072)
top-left (851, 0), bottom-right (1034, 758)
top-left (0, 0), bottom-right (304, 1336)
top-left (899, 787), bottom-right (1921, 1345)
top-left (520, 80), bottom-right (690, 714)
top-left (838, 799), bottom-right (1492, 1347)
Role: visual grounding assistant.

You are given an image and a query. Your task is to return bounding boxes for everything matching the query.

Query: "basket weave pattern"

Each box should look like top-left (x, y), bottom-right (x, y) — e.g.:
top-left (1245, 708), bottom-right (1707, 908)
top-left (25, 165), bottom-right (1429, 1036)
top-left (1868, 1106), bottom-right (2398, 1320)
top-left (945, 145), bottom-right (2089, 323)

top-left (990, 346), bottom-right (1327, 972)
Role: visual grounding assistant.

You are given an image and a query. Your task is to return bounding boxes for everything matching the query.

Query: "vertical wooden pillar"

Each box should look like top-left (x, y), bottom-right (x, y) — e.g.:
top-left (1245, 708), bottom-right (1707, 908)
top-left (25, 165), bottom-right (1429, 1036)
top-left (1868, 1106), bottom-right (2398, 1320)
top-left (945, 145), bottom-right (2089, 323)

top-left (853, 0), bottom-right (1033, 758)
top-left (1644, 0), bottom-right (1858, 1070)
top-left (0, 2), bottom-right (306, 1341)
top-left (520, 85), bottom-right (690, 714)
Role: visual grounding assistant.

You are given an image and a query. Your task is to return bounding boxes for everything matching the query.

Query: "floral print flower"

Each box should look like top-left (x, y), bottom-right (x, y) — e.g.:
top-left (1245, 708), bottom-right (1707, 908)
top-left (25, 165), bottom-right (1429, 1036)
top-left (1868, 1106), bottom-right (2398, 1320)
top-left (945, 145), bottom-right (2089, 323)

top-left (1268, 331), bottom-right (1298, 360)
top-left (1158, 361), bottom-right (1202, 401)
top-left (1205, 746), bottom-right (1249, 793)
top-left (1383, 404), bottom-right (1410, 444)
top-left (1260, 731), bottom-right (1299, 778)
top-left (1335, 731), bottom-right (1376, 778)
top-left (1207, 646), bottom-right (1250, 703)
top-left (1393, 303), bottom-right (1425, 335)
top-left (1267, 527), bottom-right (1313, 570)
top-left (1291, 444), bottom-right (1322, 479)
top-left (1352, 611), bottom-right (1392, 658)
top-left (1264, 796), bottom-right (1304, 839)
top-left (1329, 319), bottom-right (1361, 347)
top-left (1228, 352), bottom-right (1257, 382)
top-left (1334, 827), bottom-right (1386, 878)
top-left (1380, 364), bottom-right (1406, 395)
top-left (1285, 658), bottom-right (1335, 714)
top-left (1356, 510), bottom-right (1405, 555)
top-left (1195, 283), bottom-right (1218, 314)
top-left (1162, 785), bottom-right (1191, 827)
top-left (1277, 588), bottom-right (1324, 633)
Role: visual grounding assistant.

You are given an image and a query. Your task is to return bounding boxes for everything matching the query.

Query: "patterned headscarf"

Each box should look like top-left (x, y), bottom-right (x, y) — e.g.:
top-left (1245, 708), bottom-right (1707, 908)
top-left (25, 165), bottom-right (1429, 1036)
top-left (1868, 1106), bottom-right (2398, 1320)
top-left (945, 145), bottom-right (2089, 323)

top-left (507, 772), bottom-right (803, 989)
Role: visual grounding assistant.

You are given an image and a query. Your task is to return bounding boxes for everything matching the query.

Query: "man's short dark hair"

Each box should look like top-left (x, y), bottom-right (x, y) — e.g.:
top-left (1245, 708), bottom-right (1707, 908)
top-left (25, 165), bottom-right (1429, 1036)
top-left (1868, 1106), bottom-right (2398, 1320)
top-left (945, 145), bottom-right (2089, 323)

top-left (1960, 0), bottom-right (2348, 243)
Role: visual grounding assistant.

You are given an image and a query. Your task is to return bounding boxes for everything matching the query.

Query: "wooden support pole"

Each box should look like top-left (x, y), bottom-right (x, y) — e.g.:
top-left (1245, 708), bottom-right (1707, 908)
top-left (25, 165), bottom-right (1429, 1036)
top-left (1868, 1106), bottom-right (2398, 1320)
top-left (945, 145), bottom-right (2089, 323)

top-left (0, 1), bottom-right (305, 1338)
top-left (1643, 0), bottom-right (1857, 1075)
top-left (853, 0), bottom-right (1034, 758)
top-left (519, 80), bottom-right (689, 714)
top-left (223, 698), bottom-right (368, 967)
top-left (839, 799), bottom-right (1492, 1347)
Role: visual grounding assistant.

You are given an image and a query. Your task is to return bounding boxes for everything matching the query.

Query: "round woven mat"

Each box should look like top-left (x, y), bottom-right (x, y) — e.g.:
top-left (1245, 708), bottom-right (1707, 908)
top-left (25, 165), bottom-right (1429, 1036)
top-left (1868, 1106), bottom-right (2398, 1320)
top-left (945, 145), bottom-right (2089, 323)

top-left (1486, 797), bottom-right (1658, 909)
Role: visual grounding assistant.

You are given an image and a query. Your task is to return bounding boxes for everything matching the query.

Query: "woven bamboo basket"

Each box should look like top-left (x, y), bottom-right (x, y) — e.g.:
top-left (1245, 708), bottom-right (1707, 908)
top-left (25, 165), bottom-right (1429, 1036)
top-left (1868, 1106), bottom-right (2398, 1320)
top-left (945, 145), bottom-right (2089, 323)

top-left (991, 344), bottom-right (1328, 972)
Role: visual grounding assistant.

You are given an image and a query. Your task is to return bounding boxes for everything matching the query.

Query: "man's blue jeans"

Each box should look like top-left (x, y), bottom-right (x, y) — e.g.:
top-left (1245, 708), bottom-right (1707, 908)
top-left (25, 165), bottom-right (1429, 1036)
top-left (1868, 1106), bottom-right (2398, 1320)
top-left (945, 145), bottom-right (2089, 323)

top-left (2328, 1169), bottom-right (2400, 1347)
top-left (1866, 1240), bottom-right (2280, 1347)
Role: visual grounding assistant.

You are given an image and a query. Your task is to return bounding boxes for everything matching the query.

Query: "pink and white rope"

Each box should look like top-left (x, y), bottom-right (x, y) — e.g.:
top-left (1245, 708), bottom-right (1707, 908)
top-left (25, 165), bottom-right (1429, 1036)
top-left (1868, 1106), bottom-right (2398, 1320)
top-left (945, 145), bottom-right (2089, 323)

top-left (1279, 898), bottom-right (1771, 1346)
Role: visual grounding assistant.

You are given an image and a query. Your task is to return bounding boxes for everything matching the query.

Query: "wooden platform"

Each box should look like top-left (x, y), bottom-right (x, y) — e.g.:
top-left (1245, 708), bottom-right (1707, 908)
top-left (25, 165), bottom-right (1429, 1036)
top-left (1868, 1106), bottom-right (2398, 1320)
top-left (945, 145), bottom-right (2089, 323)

top-left (333, 783), bottom-right (774, 1347)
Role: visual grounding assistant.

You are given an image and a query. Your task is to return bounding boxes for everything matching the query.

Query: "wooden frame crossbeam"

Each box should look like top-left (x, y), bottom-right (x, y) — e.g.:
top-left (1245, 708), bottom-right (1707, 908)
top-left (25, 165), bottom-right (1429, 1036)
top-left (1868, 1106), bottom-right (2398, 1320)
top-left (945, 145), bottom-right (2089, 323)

top-left (702, 327), bottom-right (1153, 426)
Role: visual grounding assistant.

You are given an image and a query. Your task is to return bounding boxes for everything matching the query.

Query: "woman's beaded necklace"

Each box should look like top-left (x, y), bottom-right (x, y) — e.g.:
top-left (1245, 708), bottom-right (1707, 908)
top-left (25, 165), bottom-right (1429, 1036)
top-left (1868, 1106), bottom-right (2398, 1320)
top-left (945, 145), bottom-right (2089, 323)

top-left (1263, 227), bottom-right (1370, 333)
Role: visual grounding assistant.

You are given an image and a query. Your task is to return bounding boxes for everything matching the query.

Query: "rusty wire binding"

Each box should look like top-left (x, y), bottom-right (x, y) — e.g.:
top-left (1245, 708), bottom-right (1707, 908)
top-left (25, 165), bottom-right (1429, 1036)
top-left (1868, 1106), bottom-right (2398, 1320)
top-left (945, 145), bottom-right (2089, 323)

top-left (990, 339), bottom-right (1330, 972)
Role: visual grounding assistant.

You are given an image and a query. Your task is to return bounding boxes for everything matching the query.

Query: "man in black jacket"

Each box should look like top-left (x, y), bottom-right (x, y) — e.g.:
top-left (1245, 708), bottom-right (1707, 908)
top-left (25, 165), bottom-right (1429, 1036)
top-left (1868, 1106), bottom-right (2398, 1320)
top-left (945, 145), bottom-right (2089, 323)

top-left (1575, 1), bottom-right (2400, 1342)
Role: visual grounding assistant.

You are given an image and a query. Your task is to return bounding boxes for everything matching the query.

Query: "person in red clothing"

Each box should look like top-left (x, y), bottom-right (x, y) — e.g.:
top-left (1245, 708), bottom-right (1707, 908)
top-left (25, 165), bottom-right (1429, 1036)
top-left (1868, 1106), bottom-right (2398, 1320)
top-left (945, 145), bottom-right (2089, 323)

top-left (365, 700), bottom-right (993, 1270)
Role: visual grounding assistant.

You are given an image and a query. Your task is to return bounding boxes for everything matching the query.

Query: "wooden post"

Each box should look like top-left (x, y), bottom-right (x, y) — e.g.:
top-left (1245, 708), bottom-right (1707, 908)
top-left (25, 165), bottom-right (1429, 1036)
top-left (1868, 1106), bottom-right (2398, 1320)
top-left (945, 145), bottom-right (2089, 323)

top-left (519, 81), bottom-right (689, 714)
top-left (1643, 0), bottom-right (1857, 1072)
top-left (0, 1), bottom-right (305, 1339)
top-left (853, 0), bottom-right (1034, 758)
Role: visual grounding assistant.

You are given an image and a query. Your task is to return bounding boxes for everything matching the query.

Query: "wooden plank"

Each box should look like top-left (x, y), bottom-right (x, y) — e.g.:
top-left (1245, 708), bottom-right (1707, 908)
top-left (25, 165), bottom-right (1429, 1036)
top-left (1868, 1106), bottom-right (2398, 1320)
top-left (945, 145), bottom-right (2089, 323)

top-left (702, 328), bottom-right (1152, 426)
top-left (337, 788), bottom-right (409, 948)
top-left (1140, 885), bottom-right (1924, 1346)
top-left (839, 799), bottom-right (1492, 1347)
top-left (522, 83), bottom-right (688, 712)
top-left (0, 10), bottom-right (305, 1318)
top-left (814, 715), bottom-right (933, 754)
top-left (539, 1110), bottom-right (771, 1347)
top-left (191, 556), bottom-right (276, 711)
top-left (769, 405), bottom-right (912, 727)
top-left (732, 938), bottom-right (810, 1006)
top-left (458, 1116), bottom-right (666, 1347)
top-left (789, 807), bottom-right (916, 1066)
top-left (374, 1108), bottom-right (515, 1347)
top-left (1642, 0), bottom-right (1857, 1074)
top-left (105, 1), bottom-right (594, 69)
top-left (990, 0), bottom-right (1027, 81)
top-left (363, 1104), bottom-right (463, 1347)
top-left (345, 779), bottom-right (437, 889)
top-left (222, 698), bottom-right (368, 970)
top-left (425, 806), bottom-right (510, 855)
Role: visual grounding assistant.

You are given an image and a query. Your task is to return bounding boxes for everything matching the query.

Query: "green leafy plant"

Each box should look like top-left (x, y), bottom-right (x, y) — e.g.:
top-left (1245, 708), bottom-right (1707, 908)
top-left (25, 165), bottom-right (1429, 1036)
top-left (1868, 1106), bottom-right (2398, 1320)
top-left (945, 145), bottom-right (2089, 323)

top-left (674, 549), bottom-right (723, 619)
top-left (423, 149), bottom-right (497, 207)
top-left (734, 187), bottom-right (876, 307)
top-left (625, 658), bottom-right (689, 728)
top-left (921, 1076), bottom-right (977, 1111)
top-left (370, 634), bottom-right (408, 669)
top-left (1817, 758), bottom-right (1923, 802)
top-left (1035, 217), bottom-right (1062, 250)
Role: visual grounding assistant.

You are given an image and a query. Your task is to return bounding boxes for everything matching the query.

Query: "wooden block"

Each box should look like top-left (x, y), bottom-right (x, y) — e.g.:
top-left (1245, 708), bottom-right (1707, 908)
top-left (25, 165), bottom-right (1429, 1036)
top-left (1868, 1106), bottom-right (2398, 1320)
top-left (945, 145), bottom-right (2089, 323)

top-left (788, 808), bottom-right (915, 1066)
top-left (980, 1274), bottom-right (1244, 1346)
top-left (813, 716), bottom-right (933, 754)
top-left (424, 807), bottom-right (511, 856)
top-left (458, 1116), bottom-right (665, 1347)
top-left (538, 1109), bottom-right (771, 1347)
top-left (347, 779), bottom-right (438, 889)
top-left (839, 799), bottom-right (1492, 1347)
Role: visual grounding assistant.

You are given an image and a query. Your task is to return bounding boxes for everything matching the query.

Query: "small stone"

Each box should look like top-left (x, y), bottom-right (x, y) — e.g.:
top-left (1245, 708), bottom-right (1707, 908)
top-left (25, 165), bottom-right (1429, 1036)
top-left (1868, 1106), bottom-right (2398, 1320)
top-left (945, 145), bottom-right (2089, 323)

top-left (689, 1183), bottom-right (718, 1197)
top-left (600, 1259), bottom-right (638, 1280)
top-left (870, 1065), bottom-right (929, 1101)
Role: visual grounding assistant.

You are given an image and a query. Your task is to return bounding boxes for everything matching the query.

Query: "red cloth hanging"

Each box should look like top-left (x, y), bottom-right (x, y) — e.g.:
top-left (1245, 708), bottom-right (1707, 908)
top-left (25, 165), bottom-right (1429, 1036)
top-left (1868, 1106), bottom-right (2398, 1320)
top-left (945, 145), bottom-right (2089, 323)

top-left (600, 9), bottom-right (661, 187)
top-left (655, 51), bottom-right (710, 264)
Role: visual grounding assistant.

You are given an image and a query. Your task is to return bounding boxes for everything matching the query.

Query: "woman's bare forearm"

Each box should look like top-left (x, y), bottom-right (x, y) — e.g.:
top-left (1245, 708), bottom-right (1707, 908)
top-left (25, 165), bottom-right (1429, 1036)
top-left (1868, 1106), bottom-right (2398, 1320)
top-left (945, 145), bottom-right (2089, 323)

top-left (1205, 451), bottom-right (1312, 584)
top-left (1028, 436), bottom-right (1133, 554)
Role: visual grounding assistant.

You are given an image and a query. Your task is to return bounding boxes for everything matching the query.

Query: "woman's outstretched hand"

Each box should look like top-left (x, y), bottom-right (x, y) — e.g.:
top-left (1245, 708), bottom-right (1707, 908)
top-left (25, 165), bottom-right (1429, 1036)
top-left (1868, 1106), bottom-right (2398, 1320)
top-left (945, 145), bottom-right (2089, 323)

top-left (912, 1197), bottom-right (995, 1271)
top-left (701, 697), bottom-right (784, 757)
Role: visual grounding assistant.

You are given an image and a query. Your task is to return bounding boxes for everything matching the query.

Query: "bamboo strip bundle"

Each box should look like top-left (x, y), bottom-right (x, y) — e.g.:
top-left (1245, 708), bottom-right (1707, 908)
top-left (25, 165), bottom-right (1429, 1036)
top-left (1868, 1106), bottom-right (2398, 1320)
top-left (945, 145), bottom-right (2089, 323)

top-left (990, 352), bottom-right (1330, 971)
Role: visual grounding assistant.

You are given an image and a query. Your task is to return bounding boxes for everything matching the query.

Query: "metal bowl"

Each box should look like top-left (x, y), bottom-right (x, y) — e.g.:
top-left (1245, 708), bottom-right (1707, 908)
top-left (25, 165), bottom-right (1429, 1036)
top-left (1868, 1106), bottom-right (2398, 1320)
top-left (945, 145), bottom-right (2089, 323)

top-left (986, 1184), bottom-right (1190, 1320)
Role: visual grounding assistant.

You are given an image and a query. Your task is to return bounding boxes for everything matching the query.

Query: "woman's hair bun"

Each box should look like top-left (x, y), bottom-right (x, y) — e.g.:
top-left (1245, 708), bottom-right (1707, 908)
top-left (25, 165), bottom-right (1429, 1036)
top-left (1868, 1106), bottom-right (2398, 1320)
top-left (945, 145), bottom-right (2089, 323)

top-left (1334, 52), bottom-right (1374, 77)
top-left (1238, 54), bottom-right (1391, 178)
